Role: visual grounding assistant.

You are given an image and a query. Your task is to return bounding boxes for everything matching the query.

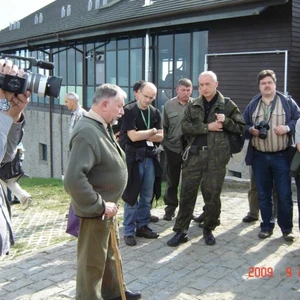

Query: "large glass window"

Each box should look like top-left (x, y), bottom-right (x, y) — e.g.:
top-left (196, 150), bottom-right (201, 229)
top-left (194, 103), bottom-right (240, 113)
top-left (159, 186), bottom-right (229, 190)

top-left (192, 31), bottom-right (208, 84)
top-left (96, 55), bottom-right (105, 85)
top-left (76, 46), bottom-right (83, 85)
top-left (174, 33), bottom-right (190, 86)
top-left (118, 38), bottom-right (129, 50)
top-left (158, 34), bottom-right (173, 89)
top-left (59, 51), bottom-right (67, 86)
top-left (87, 86), bottom-right (95, 107)
top-left (130, 37), bottom-right (143, 48)
top-left (130, 49), bottom-right (143, 86)
top-left (106, 51), bottom-right (117, 84)
top-left (87, 43), bottom-right (96, 86)
top-left (106, 38), bottom-right (116, 50)
top-left (156, 30), bottom-right (208, 111)
top-left (118, 50), bottom-right (129, 86)
top-left (67, 48), bottom-right (76, 85)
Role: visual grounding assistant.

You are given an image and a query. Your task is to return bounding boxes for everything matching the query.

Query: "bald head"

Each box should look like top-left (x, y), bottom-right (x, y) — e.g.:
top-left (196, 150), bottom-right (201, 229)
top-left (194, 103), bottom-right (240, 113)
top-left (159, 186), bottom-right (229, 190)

top-left (198, 71), bottom-right (219, 101)
top-left (137, 81), bottom-right (157, 110)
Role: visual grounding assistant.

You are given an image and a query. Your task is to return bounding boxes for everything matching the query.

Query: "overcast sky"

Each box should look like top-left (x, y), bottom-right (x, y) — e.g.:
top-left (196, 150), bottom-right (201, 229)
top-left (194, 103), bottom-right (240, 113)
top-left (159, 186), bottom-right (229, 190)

top-left (0, 0), bottom-right (54, 30)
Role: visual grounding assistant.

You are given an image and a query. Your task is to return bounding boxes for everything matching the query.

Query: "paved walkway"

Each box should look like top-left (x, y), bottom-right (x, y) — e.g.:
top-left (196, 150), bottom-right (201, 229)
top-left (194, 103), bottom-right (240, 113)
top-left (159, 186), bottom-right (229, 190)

top-left (0, 179), bottom-right (300, 300)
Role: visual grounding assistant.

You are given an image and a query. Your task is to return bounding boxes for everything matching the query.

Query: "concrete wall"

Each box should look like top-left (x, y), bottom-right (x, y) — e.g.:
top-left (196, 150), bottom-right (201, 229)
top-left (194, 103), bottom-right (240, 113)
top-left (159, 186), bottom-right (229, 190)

top-left (21, 109), bottom-right (70, 179)
top-left (226, 140), bottom-right (250, 179)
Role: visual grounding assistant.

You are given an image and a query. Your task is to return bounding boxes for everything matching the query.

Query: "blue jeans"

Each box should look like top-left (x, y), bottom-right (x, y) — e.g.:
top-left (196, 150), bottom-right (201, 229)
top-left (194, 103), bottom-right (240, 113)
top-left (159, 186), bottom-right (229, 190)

top-left (294, 176), bottom-right (300, 231)
top-left (123, 158), bottom-right (155, 236)
top-left (252, 150), bottom-right (293, 233)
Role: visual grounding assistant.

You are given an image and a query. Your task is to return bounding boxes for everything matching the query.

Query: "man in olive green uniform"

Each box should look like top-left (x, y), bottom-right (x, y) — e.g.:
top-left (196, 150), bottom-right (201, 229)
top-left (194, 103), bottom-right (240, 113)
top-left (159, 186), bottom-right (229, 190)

top-left (167, 71), bottom-right (245, 246)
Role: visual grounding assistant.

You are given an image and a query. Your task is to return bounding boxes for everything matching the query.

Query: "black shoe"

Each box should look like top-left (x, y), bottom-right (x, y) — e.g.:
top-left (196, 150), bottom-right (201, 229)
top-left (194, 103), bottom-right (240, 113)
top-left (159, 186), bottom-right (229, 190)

top-left (283, 232), bottom-right (295, 242)
top-left (163, 213), bottom-right (175, 221)
top-left (150, 215), bottom-right (159, 223)
top-left (203, 227), bottom-right (216, 245)
top-left (167, 230), bottom-right (188, 247)
top-left (258, 230), bottom-right (273, 239)
top-left (10, 199), bottom-right (21, 205)
top-left (124, 235), bottom-right (137, 246)
top-left (110, 290), bottom-right (141, 300)
top-left (242, 215), bottom-right (259, 223)
top-left (193, 212), bottom-right (204, 223)
top-left (136, 226), bottom-right (159, 239)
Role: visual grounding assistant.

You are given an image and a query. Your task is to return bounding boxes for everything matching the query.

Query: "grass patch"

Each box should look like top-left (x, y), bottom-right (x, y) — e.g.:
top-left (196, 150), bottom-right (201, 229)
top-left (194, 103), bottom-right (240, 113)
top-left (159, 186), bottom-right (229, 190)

top-left (19, 177), bottom-right (70, 213)
top-left (18, 177), bottom-right (166, 210)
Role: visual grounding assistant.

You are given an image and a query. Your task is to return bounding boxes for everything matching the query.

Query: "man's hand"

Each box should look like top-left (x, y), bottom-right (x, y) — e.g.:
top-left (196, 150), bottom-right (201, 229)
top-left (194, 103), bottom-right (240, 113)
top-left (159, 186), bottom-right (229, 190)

top-left (249, 126), bottom-right (260, 137)
top-left (274, 125), bottom-right (288, 136)
top-left (104, 202), bottom-right (118, 218)
top-left (215, 113), bottom-right (225, 123)
top-left (208, 121), bottom-right (223, 131)
top-left (0, 58), bottom-right (31, 122)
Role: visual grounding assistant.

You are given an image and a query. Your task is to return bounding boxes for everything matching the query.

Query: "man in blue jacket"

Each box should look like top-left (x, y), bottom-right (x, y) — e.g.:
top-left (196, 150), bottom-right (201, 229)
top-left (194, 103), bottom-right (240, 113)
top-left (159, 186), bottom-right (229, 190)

top-left (243, 69), bottom-right (300, 241)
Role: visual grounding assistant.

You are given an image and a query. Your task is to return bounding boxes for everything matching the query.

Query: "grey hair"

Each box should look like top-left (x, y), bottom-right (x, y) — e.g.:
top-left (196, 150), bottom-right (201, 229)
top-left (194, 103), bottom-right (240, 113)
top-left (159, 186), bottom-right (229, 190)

top-left (199, 71), bottom-right (218, 82)
top-left (92, 83), bottom-right (127, 104)
top-left (66, 92), bottom-right (79, 102)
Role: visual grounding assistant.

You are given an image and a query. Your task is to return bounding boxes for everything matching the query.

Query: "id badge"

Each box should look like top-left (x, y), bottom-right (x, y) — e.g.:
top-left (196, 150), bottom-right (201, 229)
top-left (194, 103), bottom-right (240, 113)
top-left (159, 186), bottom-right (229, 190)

top-left (146, 141), bottom-right (154, 147)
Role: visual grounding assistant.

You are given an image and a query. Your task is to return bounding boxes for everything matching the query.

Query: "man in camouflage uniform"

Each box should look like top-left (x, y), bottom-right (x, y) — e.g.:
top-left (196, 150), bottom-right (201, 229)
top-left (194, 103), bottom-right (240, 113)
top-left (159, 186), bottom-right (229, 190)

top-left (167, 71), bottom-right (245, 246)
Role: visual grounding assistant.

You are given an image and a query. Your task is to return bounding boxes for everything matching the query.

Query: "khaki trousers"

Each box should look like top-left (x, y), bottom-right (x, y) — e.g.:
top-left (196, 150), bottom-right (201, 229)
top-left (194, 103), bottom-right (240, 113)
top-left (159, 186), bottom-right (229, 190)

top-left (76, 217), bottom-right (125, 300)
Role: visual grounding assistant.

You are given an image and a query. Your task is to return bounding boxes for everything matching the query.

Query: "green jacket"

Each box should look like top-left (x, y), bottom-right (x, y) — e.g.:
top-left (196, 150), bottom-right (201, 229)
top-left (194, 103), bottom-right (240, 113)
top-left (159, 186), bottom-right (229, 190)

top-left (64, 116), bottom-right (128, 218)
top-left (182, 91), bottom-right (246, 167)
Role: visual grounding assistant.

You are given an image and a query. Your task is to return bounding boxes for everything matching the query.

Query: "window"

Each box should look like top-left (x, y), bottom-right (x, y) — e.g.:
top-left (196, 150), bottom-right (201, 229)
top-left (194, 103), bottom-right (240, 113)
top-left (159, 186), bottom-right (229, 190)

top-left (106, 51), bottom-right (116, 84)
top-left (118, 50), bottom-right (129, 86)
top-left (155, 30), bottom-right (208, 111)
top-left (40, 143), bottom-right (47, 161)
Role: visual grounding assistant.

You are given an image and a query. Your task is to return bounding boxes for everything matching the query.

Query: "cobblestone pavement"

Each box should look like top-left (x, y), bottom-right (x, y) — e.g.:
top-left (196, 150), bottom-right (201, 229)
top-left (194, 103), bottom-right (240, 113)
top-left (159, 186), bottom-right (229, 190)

top-left (0, 179), bottom-right (300, 300)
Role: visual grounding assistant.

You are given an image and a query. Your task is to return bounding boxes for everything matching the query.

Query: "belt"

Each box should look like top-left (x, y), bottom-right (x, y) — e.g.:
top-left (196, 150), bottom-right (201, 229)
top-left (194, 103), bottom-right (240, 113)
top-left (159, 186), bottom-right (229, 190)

top-left (255, 149), bottom-right (286, 155)
top-left (182, 145), bottom-right (208, 161)
top-left (200, 146), bottom-right (208, 151)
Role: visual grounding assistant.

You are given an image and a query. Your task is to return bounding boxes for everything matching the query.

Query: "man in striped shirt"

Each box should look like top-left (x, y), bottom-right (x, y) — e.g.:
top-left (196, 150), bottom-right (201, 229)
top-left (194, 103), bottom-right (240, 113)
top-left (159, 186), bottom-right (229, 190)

top-left (243, 69), bottom-right (300, 241)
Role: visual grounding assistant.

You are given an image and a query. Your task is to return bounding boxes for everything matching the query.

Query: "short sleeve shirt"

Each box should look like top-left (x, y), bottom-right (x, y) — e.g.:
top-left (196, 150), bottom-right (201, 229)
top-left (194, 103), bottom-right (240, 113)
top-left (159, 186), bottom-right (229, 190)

top-left (120, 102), bottom-right (162, 149)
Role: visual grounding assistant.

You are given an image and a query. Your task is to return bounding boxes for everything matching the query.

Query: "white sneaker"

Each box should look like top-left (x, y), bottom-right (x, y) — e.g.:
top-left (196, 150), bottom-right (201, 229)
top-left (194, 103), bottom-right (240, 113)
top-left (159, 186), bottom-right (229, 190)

top-left (21, 197), bottom-right (32, 211)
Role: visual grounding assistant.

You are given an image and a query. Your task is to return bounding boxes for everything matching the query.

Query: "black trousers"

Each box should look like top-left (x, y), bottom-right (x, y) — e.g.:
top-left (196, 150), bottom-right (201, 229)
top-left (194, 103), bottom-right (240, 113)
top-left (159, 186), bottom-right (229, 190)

top-left (163, 147), bottom-right (183, 216)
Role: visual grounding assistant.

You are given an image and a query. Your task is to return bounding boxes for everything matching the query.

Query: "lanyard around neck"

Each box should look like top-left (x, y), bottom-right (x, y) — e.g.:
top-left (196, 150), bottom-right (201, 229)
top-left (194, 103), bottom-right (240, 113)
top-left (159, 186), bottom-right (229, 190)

top-left (137, 104), bottom-right (150, 129)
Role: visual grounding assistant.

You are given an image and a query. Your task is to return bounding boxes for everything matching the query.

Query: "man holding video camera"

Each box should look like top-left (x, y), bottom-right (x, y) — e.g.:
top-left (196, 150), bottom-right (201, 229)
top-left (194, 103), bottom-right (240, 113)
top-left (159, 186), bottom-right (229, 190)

top-left (0, 58), bottom-right (30, 256)
top-left (243, 69), bottom-right (300, 241)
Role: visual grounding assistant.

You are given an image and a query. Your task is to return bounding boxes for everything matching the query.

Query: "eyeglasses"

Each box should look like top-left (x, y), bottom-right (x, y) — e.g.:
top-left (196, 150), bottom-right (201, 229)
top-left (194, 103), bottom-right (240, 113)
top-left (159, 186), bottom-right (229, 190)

top-left (140, 91), bottom-right (155, 101)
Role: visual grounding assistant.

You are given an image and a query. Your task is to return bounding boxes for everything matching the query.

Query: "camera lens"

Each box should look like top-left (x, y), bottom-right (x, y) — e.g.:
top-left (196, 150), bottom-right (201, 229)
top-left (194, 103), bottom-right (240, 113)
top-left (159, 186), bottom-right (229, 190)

top-left (45, 76), bottom-right (62, 98)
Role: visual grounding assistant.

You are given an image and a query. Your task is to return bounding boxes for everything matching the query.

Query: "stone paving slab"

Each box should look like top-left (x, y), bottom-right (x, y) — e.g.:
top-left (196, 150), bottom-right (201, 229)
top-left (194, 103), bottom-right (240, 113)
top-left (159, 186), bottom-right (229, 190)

top-left (0, 182), bottom-right (300, 300)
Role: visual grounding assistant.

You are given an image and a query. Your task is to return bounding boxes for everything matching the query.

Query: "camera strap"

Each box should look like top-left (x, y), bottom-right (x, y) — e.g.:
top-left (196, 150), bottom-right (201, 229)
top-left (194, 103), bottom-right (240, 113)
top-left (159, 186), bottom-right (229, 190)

top-left (254, 94), bottom-right (278, 125)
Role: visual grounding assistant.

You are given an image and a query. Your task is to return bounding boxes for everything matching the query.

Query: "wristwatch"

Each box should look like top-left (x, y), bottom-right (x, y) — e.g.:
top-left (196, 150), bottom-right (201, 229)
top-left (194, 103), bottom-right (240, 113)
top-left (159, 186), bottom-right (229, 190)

top-left (0, 98), bottom-right (10, 111)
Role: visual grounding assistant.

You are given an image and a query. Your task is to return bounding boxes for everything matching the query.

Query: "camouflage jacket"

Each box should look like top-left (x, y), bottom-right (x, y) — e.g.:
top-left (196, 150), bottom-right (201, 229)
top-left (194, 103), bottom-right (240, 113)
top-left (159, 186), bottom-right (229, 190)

top-left (182, 91), bottom-right (246, 167)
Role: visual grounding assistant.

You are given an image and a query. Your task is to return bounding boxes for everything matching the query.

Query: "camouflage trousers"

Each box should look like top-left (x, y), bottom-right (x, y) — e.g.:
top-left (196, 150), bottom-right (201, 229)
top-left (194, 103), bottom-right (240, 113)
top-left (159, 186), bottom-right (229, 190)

top-left (173, 150), bottom-right (226, 231)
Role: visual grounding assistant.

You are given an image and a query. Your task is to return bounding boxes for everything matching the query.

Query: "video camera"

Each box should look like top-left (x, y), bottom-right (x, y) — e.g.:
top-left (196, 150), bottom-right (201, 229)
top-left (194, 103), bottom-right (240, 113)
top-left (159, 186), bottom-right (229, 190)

top-left (0, 53), bottom-right (62, 98)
